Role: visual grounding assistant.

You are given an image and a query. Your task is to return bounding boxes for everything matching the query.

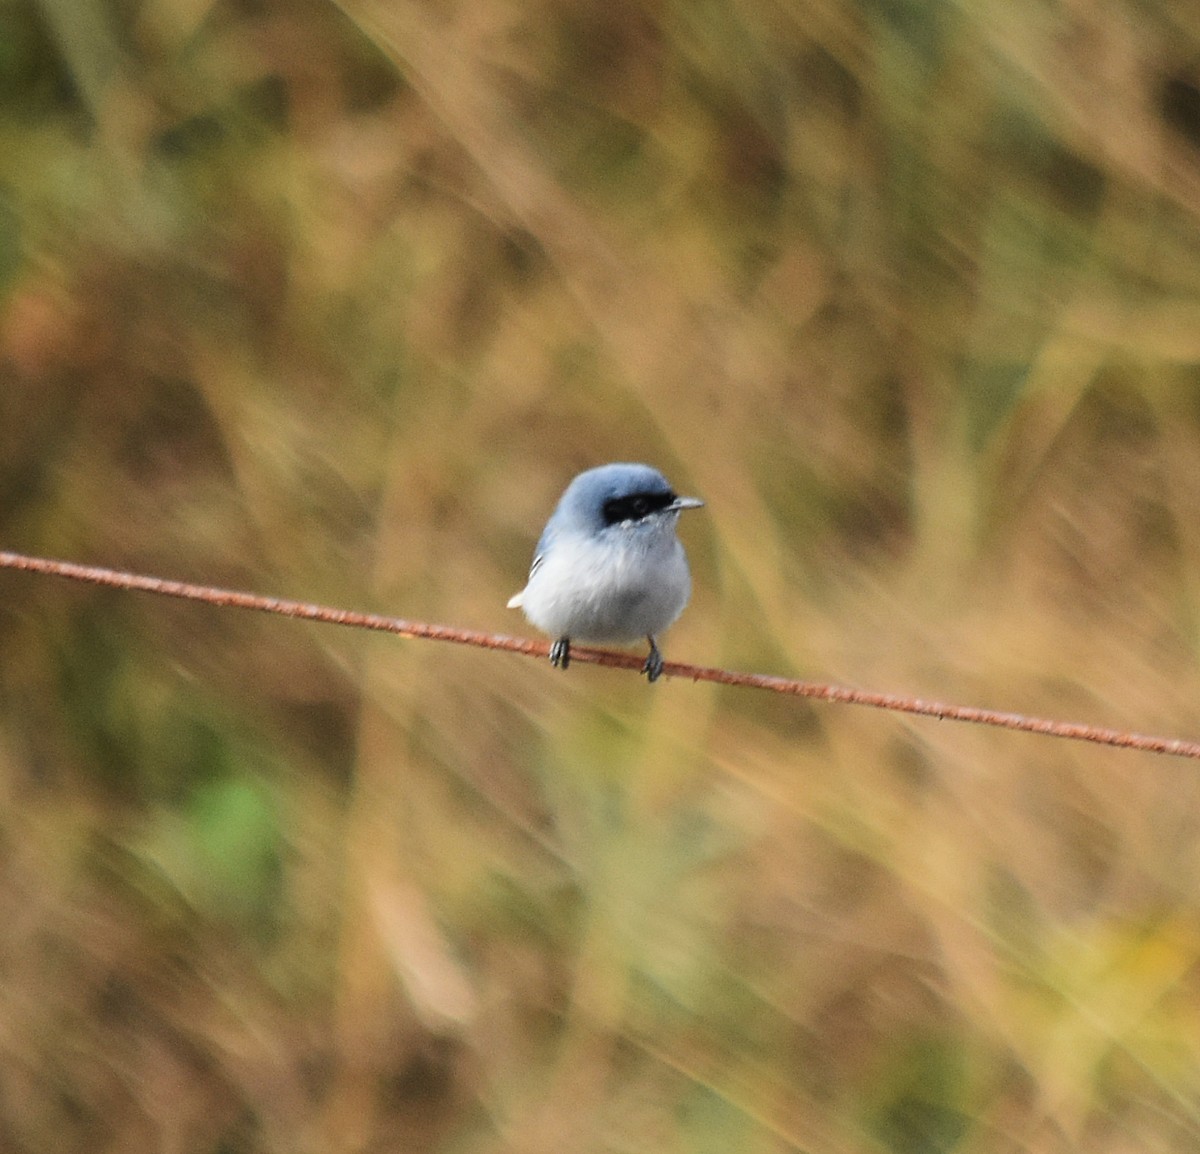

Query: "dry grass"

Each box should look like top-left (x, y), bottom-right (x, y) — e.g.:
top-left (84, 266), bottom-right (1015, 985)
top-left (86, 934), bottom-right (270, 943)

top-left (3, 0), bottom-right (1200, 1150)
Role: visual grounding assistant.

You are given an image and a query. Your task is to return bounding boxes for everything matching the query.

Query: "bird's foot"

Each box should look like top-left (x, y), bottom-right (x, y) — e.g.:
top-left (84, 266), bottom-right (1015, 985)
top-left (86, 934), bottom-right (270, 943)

top-left (642, 637), bottom-right (664, 682)
top-left (549, 637), bottom-right (571, 670)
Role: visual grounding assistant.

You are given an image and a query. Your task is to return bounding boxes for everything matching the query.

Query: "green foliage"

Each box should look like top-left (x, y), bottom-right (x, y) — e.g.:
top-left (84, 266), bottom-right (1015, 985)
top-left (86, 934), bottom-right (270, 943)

top-left (138, 771), bottom-right (284, 928)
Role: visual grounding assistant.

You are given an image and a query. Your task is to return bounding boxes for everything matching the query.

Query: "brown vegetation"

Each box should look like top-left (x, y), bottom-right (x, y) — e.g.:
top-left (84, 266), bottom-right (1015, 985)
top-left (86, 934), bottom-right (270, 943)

top-left (4, 0), bottom-right (1200, 1150)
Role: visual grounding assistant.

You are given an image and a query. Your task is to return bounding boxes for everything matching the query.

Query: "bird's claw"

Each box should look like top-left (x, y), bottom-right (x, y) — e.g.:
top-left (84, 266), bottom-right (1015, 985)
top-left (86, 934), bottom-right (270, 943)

top-left (550, 636), bottom-right (665, 681)
top-left (642, 637), bottom-right (664, 682)
top-left (550, 637), bottom-right (571, 670)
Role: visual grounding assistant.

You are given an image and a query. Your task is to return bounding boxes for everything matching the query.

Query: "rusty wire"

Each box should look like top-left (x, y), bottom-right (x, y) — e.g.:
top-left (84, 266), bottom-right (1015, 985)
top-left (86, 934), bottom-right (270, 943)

top-left (3, 549), bottom-right (1199, 760)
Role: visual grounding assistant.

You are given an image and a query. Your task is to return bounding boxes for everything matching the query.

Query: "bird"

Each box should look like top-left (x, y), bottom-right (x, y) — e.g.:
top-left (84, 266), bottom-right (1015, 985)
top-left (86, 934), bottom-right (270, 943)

top-left (507, 463), bottom-right (704, 681)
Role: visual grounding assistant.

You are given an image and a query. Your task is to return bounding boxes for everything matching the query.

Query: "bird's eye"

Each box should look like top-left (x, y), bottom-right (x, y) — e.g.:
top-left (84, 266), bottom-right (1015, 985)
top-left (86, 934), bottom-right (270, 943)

top-left (601, 489), bottom-right (671, 526)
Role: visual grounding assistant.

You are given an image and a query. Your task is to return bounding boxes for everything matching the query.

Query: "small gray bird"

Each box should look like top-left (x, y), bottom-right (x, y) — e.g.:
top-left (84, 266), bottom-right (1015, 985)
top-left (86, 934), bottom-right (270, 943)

top-left (507, 463), bottom-right (703, 681)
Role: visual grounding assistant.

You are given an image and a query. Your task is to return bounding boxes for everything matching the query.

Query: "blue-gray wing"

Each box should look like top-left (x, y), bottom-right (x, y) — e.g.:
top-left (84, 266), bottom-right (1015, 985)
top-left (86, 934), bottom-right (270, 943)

top-left (507, 526), bottom-right (552, 607)
top-left (528, 523), bottom-right (557, 580)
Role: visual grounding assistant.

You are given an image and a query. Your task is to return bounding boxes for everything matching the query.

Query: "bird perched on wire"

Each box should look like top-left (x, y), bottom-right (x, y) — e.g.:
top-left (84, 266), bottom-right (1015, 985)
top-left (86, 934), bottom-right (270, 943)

top-left (507, 463), bottom-right (704, 681)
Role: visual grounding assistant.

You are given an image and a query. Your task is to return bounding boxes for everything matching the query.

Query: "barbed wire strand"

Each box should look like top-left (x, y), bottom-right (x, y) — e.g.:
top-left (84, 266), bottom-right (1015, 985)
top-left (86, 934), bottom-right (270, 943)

top-left (3, 549), bottom-right (1199, 760)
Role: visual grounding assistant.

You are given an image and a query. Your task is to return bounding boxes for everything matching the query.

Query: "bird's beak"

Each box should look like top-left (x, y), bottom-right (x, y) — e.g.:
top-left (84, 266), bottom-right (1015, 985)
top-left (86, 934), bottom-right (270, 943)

top-left (669, 496), bottom-right (705, 512)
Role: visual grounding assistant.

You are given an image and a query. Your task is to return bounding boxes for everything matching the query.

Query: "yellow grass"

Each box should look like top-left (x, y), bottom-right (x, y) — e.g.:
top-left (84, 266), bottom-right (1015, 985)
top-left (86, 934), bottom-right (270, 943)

top-left (3, 0), bottom-right (1200, 1149)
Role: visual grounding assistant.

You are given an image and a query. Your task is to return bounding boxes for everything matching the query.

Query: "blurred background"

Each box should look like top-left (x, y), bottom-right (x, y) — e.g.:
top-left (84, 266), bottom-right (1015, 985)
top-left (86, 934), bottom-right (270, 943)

top-left (3, 0), bottom-right (1200, 1150)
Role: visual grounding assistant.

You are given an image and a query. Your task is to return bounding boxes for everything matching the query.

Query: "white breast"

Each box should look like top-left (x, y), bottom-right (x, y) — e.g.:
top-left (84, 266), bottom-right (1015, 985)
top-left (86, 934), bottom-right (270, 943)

top-left (515, 522), bottom-right (691, 642)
